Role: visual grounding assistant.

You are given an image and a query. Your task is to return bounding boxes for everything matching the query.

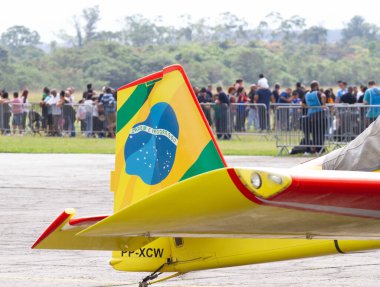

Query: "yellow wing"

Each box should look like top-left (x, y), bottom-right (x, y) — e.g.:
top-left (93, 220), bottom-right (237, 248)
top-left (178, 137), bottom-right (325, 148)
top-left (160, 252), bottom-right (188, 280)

top-left (32, 209), bottom-right (154, 251)
top-left (80, 167), bottom-right (380, 240)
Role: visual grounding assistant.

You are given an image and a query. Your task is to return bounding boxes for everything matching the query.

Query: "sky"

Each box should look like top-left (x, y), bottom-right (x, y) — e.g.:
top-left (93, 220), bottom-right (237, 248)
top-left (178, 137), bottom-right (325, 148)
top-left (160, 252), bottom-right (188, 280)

top-left (1, 0), bottom-right (379, 42)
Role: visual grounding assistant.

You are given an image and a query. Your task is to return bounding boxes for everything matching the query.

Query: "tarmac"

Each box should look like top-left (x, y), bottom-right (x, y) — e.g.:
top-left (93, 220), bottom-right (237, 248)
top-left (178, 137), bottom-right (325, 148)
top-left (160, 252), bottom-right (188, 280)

top-left (1, 153), bottom-right (380, 287)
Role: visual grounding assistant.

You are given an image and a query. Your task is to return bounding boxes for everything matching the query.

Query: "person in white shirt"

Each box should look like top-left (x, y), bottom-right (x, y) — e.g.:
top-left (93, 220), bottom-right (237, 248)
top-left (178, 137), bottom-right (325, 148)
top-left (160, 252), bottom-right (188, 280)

top-left (47, 90), bottom-right (62, 136)
top-left (66, 87), bottom-right (75, 103)
top-left (83, 93), bottom-right (94, 137)
top-left (258, 74), bottom-right (269, 89)
top-left (20, 90), bottom-right (30, 133)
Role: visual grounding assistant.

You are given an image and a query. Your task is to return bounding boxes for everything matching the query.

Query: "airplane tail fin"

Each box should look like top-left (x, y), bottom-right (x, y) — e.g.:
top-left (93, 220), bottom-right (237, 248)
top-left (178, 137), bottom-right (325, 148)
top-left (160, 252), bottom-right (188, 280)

top-left (111, 65), bottom-right (226, 211)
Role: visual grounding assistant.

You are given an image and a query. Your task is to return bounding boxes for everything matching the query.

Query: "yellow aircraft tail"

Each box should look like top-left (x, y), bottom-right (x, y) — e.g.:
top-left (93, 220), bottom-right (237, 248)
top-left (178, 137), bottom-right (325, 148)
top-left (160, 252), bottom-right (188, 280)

top-left (32, 65), bottom-right (226, 257)
top-left (111, 65), bottom-right (227, 211)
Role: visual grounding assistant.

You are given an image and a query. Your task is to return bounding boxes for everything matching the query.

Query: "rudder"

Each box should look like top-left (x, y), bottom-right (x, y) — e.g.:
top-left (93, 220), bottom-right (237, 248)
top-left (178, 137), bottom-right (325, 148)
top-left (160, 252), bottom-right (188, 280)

top-left (111, 65), bottom-right (226, 211)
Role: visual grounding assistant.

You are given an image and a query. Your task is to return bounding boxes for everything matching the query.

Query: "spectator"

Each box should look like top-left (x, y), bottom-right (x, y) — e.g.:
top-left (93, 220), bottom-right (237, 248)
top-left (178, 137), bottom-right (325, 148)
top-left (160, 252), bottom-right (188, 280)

top-left (98, 87), bottom-right (107, 135)
top-left (358, 85), bottom-right (367, 103)
top-left (20, 90), bottom-right (29, 132)
top-left (83, 93), bottom-right (94, 137)
top-left (336, 86), bottom-right (357, 140)
top-left (101, 87), bottom-right (116, 138)
top-left (40, 87), bottom-right (50, 131)
top-left (92, 94), bottom-right (104, 138)
top-left (83, 83), bottom-right (93, 100)
top-left (197, 87), bottom-right (212, 126)
top-left (47, 90), bottom-right (61, 136)
top-left (0, 92), bottom-right (11, 135)
top-left (214, 87), bottom-right (230, 139)
top-left (234, 79), bottom-right (244, 90)
top-left (193, 86), bottom-right (200, 97)
top-left (66, 87), bottom-right (75, 103)
top-left (341, 86), bottom-right (357, 104)
top-left (227, 86), bottom-right (236, 103)
top-left (62, 90), bottom-right (76, 137)
top-left (227, 86), bottom-right (237, 133)
top-left (247, 84), bottom-right (259, 131)
top-left (356, 85), bottom-right (364, 102)
top-left (112, 88), bottom-right (117, 102)
top-left (254, 85), bottom-right (275, 130)
top-left (363, 80), bottom-right (380, 126)
top-left (352, 86), bottom-right (359, 101)
top-left (295, 82), bottom-right (305, 101)
top-left (302, 81), bottom-right (327, 153)
top-left (325, 89), bottom-right (334, 104)
top-left (335, 81), bottom-right (348, 103)
top-left (278, 88), bottom-right (293, 104)
top-left (271, 83), bottom-right (281, 130)
top-left (272, 83), bottom-right (281, 103)
top-left (277, 88), bottom-right (293, 130)
top-left (57, 91), bottom-right (66, 133)
top-left (206, 84), bottom-right (213, 101)
top-left (235, 87), bottom-right (248, 132)
top-left (291, 91), bottom-right (301, 104)
top-left (358, 85), bottom-right (368, 133)
top-left (77, 98), bottom-right (87, 133)
top-left (10, 92), bottom-right (23, 135)
top-left (258, 74), bottom-right (269, 89)
top-left (289, 90), bottom-right (301, 130)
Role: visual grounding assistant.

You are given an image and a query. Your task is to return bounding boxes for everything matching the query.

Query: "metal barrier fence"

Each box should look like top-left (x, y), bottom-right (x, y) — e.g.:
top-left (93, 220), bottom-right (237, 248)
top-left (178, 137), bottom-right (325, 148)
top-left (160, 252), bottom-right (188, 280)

top-left (275, 105), bottom-right (329, 155)
top-left (274, 104), bottom-right (380, 155)
top-left (200, 103), bottom-right (271, 139)
top-left (0, 102), bottom-right (116, 137)
top-left (1, 101), bottom-right (379, 155)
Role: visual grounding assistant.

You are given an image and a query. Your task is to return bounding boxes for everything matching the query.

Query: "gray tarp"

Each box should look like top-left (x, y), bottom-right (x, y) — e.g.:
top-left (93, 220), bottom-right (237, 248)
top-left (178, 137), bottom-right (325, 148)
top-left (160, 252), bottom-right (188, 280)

top-left (322, 116), bottom-right (380, 171)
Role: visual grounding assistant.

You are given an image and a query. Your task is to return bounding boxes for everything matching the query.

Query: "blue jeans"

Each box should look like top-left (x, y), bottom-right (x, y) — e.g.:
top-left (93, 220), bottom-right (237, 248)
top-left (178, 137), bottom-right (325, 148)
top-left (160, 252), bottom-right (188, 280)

top-left (85, 113), bottom-right (93, 137)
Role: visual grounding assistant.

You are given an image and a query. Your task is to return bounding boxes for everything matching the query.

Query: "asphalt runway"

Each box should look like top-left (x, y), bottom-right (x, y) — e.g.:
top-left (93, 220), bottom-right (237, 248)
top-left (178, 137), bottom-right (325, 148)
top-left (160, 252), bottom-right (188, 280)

top-left (1, 154), bottom-right (380, 287)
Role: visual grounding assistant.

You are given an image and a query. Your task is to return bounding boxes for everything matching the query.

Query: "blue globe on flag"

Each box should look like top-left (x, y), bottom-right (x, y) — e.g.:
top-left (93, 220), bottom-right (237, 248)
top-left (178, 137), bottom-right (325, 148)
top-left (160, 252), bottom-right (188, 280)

top-left (124, 102), bottom-right (179, 185)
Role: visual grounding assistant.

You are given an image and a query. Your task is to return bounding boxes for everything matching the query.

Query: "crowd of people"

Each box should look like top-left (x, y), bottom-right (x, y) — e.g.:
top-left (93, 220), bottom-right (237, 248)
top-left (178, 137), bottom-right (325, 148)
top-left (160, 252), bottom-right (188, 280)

top-left (194, 76), bottom-right (380, 152)
top-left (1, 76), bottom-right (380, 149)
top-left (0, 84), bottom-right (117, 137)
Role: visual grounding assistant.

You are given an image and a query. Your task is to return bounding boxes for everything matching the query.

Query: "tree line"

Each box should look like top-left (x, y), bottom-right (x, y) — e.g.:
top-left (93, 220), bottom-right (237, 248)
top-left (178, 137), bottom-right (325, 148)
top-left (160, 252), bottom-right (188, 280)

top-left (1, 6), bottom-right (380, 91)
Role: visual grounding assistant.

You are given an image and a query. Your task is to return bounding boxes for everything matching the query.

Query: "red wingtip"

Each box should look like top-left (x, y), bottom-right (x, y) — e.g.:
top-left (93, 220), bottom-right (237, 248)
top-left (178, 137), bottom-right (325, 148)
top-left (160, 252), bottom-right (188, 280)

top-left (31, 210), bottom-right (72, 249)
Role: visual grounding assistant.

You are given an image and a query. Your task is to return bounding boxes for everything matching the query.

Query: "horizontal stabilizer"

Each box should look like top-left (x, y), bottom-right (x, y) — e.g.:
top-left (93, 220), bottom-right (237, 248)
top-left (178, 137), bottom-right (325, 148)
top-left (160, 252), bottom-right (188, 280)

top-left (32, 208), bottom-right (155, 251)
top-left (79, 167), bottom-right (380, 240)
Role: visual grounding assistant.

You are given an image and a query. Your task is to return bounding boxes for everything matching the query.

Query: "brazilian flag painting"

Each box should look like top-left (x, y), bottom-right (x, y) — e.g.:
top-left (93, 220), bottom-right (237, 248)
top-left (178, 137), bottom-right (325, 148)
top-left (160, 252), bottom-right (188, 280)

top-left (113, 65), bottom-right (226, 211)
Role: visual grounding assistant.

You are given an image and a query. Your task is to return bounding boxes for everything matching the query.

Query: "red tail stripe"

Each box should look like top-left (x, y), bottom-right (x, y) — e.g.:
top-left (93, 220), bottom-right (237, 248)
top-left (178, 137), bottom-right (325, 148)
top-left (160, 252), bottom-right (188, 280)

top-left (69, 215), bottom-right (109, 226)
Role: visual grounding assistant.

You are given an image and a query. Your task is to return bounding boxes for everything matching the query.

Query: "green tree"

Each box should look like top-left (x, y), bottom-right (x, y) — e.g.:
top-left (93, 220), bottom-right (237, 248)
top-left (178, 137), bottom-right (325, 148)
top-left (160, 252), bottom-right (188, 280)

top-left (342, 15), bottom-right (379, 43)
top-left (83, 6), bottom-right (101, 43)
top-left (300, 26), bottom-right (328, 44)
top-left (213, 12), bottom-right (248, 42)
top-left (254, 21), bottom-right (269, 40)
top-left (1, 25), bottom-right (40, 48)
top-left (58, 6), bottom-right (100, 47)
top-left (121, 15), bottom-right (157, 46)
top-left (0, 47), bottom-right (9, 62)
top-left (278, 15), bottom-right (306, 42)
top-left (73, 16), bottom-right (84, 47)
